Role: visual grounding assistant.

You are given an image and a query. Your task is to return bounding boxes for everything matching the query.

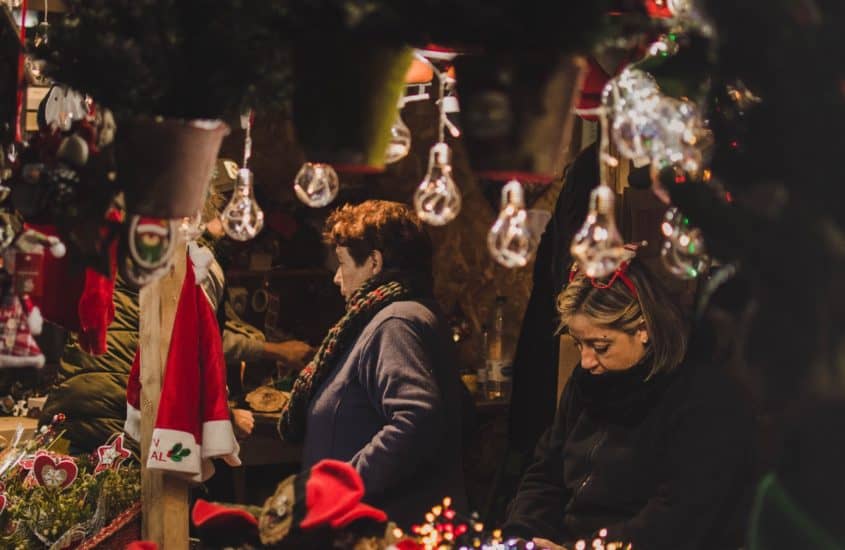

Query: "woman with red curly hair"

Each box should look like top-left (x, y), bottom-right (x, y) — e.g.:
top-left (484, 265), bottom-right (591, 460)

top-left (279, 200), bottom-right (467, 527)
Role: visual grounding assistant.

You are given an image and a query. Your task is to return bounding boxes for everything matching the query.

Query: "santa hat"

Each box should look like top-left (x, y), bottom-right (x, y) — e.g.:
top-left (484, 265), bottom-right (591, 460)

top-left (24, 222), bottom-right (118, 355)
top-left (127, 251), bottom-right (239, 482)
top-left (192, 459), bottom-right (388, 547)
top-left (134, 217), bottom-right (170, 237)
top-left (124, 348), bottom-right (141, 442)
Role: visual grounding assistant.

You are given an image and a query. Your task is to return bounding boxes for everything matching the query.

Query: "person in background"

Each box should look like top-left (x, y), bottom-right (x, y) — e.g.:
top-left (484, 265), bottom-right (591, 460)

top-left (278, 200), bottom-right (467, 528)
top-left (503, 257), bottom-right (756, 550)
top-left (40, 198), bottom-right (313, 451)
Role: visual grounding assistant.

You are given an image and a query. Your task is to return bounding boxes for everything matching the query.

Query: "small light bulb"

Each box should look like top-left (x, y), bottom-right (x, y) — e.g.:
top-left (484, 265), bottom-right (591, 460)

top-left (571, 185), bottom-right (628, 278)
top-left (414, 142), bottom-right (461, 226)
top-left (222, 168), bottom-right (264, 241)
top-left (294, 162), bottom-right (339, 208)
top-left (487, 180), bottom-right (532, 268)
top-left (384, 111), bottom-right (412, 164)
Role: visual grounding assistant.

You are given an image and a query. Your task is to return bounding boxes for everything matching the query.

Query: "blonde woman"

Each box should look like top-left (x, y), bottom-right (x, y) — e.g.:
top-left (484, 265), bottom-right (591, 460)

top-left (504, 258), bottom-right (756, 550)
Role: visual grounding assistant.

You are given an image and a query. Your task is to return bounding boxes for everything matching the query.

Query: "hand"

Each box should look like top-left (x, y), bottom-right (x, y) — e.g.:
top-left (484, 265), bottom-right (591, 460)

top-left (232, 408), bottom-right (255, 438)
top-left (264, 340), bottom-right (315, 372)
top-left (532, 538), bottom-right (566, 550)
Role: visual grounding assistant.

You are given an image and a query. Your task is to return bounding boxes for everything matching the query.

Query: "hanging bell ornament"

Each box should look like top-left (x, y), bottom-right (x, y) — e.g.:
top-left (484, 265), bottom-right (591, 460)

top-left (487, 180), bottom-right (532, 268)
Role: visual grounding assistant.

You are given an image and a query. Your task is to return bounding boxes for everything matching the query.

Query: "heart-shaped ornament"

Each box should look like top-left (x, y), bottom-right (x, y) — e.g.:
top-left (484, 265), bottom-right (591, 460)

top-left (33, 453), bottom-right (77, 490)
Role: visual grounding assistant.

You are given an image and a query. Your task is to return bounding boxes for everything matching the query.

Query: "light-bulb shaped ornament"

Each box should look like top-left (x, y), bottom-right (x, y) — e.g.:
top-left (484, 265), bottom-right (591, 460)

top-left (294, 162), bottom-right (339, 208)
top-left (222, 168), bottom-right (264, 241)
top-left (414, 142), bottom-right (461, 226)
top-left (660, 207), bottom-right (709, 279)
top-left (570, 185), bottom-right (628, 278)
top-left (487, 180), bottom-right (532, 268)
top-left (384, 112), bottom-right (412, 164)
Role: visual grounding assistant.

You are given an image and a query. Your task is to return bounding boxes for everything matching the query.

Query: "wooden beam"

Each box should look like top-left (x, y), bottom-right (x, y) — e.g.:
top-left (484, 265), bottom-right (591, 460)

top-left (139, 242), bottom-right (189, 550)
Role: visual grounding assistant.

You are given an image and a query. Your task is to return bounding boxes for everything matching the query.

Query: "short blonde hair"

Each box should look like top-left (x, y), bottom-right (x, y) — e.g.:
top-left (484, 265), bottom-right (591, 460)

top-left (557, 260), bottom-right (688, 377)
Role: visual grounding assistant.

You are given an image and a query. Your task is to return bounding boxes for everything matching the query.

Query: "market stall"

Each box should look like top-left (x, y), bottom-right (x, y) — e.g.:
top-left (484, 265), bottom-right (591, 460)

top-left (0, 0), bottom-right (843, 549)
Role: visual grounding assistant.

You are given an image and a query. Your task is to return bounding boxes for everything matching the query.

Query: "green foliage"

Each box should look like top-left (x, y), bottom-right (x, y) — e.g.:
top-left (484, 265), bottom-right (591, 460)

top-left (0, 460), bottom-right (141, 549)
top-left (39, 0), bottom-right (292, 120)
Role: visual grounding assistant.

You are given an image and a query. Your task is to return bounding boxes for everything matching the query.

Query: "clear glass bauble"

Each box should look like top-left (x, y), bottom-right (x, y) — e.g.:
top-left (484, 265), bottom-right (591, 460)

top-left (570, 185), bottom-right (629, 278)
top-left (414, 143), bottom-right (461, 226)
top-left (222, 168), bottom-right (264, 241)
top-left (294, 162), bottom-right (339, 208)
top-left (487, 180), bottom-right (532, 268)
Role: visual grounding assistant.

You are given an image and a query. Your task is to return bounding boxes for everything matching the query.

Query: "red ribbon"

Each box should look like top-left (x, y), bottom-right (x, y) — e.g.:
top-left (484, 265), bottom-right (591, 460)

top-left (15, 0), bottom-right (29, 144)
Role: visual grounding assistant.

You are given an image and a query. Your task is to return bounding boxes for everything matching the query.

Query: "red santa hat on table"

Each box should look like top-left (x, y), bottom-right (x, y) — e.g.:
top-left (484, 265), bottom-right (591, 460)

top-left (192, 459), bottom-right (388, 547)
top-left (124, 250), bottom-right (239, 482)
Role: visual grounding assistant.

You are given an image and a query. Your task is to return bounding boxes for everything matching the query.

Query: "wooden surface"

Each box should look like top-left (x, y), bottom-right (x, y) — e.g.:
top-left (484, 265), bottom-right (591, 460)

top-left (0, 417), bottom-right (38, 449)
top-left (139, 244), bottom-right (189, 549)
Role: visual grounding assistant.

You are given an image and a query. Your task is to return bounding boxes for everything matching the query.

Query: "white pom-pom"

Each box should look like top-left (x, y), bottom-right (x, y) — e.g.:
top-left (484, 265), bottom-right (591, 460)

top-left (27, 306), bottom-right (43, 336)
top-left (188, 242), bottom-right (213, 284)
top-left (49, 238), bottom-right (66, 258)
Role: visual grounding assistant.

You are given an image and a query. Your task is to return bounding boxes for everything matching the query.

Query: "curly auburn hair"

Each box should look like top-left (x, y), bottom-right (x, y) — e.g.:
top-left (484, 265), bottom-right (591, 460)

top-left (323, 200), bottom-right (433, 277)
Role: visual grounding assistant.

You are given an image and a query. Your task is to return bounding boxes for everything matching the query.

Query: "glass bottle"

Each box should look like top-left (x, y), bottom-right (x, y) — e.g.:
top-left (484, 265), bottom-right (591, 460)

top-left (486, 295), bottom-right (513, 401)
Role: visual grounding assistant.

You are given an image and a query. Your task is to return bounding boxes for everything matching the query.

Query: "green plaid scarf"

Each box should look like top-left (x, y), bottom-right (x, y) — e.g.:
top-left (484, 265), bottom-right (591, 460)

top-left (278, 277), bottom-right (412, 442)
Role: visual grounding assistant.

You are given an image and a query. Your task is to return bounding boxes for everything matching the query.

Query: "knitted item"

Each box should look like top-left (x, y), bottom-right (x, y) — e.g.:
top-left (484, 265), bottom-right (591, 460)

top-left (278, 277), bottom-right (412, 442)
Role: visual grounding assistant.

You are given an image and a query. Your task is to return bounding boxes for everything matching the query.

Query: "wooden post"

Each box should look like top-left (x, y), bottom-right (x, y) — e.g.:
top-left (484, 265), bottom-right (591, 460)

top-left (139, 243), bottom-right (189, 549)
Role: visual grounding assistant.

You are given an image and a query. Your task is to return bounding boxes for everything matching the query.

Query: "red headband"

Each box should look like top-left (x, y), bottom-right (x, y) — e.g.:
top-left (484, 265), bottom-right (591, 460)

top-left (569, 260), bottom-right (638, 297)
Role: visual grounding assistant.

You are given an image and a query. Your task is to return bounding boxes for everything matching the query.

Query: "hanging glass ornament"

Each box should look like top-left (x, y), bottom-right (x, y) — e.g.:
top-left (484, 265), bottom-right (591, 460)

top-left (571, 185), bottom-right (629, 278)
top-left (179, 210), bottom-right (205, 242)
top-left (487, 180), bottom-right (532, 268)
top-left (603, 69), bottom-right (662, 164)
top-left (220, 110), bottom-right (264, 239)
top-left (384, 111), bottom-right (412, 164)
top-left (660, 207), bottom-right (709, 279)
top-left (668, 0), bottom-right (694, 17)
top-left (222, 168), bottom-right (264, 241)
top-left (648, 97), bottom-right (710, 175)
top-left (294, 162), bottom-right (340, 208)
top-left (414, 142), bottom-right (461, 226)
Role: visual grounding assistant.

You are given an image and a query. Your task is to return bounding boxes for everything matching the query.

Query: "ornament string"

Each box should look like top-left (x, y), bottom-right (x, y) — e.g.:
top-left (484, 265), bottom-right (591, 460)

top-left (241, 109), bottom-right (254, 169)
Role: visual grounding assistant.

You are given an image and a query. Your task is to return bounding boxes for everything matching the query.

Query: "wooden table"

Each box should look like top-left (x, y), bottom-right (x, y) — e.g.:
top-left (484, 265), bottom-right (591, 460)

top-left (0, 417), bottom-right (39, 449)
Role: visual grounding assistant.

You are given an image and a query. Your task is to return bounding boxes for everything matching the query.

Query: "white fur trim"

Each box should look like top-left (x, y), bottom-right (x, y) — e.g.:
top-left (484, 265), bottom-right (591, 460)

top-left (147, 428), bottom-right (202, 481)
top-left (0, 353), bottom-right (45, 368)
top-left (27, 307), bottom-right (43, 336)
top-left (124, 403), bottom-right (141, 442)
top-left (188, 242), bottom-right (214, 284)
top-left (201, 419), bottom-right (241, 467)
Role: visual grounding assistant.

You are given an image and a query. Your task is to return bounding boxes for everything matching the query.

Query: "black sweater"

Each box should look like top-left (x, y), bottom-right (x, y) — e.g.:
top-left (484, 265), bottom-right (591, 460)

top-left (503, 359), bottom-right (756, 549)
